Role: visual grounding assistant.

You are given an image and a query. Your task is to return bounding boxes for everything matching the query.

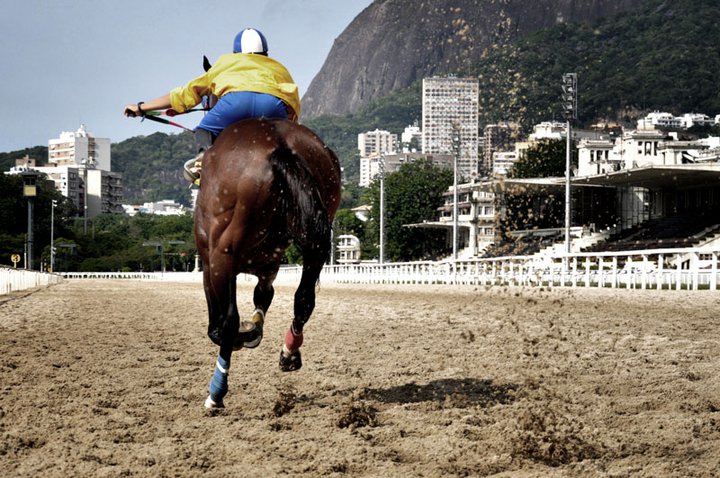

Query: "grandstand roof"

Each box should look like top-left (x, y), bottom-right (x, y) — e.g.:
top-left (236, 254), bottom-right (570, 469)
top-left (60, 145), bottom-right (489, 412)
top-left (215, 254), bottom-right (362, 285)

top-left (574, 164), bottom-right (720, 189)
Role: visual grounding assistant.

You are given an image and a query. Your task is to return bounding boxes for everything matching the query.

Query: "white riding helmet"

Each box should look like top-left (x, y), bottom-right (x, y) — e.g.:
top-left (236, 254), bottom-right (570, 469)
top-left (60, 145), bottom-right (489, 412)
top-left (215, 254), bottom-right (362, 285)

top-left (233, 28), bottom-right (268, 55)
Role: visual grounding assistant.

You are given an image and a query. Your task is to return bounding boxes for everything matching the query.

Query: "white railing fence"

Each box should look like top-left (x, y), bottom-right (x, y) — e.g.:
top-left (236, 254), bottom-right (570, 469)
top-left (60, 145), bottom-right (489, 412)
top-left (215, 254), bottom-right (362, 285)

top-left (6, 247), bottom-right (715, 292)
top-left (0, 267), bottom-right (64, 295)
top-left (307, 247), bottom-right (720, 290)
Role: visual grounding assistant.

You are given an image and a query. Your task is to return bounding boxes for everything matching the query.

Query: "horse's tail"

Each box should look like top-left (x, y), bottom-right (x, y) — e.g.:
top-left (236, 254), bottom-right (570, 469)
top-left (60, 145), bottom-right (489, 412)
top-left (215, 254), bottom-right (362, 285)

top-left (269, 147), bottom-right (332, 263)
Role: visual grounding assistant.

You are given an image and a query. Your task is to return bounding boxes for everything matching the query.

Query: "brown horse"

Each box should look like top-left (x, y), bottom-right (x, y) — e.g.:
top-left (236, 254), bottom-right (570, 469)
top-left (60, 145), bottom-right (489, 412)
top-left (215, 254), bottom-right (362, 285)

top-left (194, 118), bottom-right (341, 408)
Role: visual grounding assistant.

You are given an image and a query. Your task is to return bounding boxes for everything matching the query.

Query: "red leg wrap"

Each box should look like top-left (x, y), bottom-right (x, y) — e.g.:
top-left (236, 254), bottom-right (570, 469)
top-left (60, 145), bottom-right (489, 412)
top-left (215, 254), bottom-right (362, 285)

top-left (285, 327), bottom-right (304, 352)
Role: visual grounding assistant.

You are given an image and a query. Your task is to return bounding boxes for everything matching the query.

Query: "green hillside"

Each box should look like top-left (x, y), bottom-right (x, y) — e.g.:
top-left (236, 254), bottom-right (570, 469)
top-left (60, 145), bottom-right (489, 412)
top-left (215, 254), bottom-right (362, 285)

top-left (0, 146), bottom-right (49, 171)
top-left (472, 0), bottom-right (720, 128)
top-left (307, 0), bottom-right (720, 182)
top-left (111, 131), bottom-right (195, 205)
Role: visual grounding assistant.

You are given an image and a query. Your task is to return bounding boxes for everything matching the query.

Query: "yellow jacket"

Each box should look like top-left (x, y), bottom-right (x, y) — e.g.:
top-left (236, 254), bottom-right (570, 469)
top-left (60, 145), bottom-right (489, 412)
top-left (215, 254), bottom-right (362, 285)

top-left (169, 53), bottom-right (301, 119)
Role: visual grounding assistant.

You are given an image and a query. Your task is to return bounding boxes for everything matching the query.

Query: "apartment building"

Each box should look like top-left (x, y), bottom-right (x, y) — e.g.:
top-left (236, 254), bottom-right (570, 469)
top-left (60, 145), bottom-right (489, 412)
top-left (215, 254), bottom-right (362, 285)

top-left (358, 129), bottom-right (397, 157)
top-left (359, 152), bottom-right (454, 187)
top-left (5, 125), bottom-right (123, 218)
top-left (48, 124), bottom-right (111, 171)
top-left (358, 129), bottom-right (399, 187)
top-left (422, 76), bottom-right (479, 179)
top-left (482, 122), bottom-right (520, 175)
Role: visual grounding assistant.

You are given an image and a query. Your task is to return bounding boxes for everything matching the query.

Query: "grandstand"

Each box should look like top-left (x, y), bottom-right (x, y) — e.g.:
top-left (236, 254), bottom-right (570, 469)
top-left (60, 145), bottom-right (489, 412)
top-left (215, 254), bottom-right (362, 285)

top-left (583, 212), bottom-right (720, 253)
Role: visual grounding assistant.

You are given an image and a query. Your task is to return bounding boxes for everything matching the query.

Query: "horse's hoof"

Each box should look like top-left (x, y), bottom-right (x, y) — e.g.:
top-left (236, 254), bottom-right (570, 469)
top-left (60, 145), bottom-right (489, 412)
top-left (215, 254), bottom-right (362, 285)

top-left (204, 395), bottom-right (224, 409)
top-left (279, 349), bottom-right (302, 372)
top-left (234, 319), bottom-right (263, 350)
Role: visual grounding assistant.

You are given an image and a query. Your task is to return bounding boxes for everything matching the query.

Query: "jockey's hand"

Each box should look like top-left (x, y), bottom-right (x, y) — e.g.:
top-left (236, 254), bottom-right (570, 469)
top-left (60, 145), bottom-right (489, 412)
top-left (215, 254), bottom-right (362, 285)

top-left (123, 103), bottom-right (145, 118)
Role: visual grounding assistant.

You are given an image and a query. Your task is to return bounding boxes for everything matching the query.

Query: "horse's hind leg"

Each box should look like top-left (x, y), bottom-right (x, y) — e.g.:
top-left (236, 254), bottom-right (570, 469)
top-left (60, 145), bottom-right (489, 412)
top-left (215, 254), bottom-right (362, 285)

top-left (279, 262), bottom-right (322, 372)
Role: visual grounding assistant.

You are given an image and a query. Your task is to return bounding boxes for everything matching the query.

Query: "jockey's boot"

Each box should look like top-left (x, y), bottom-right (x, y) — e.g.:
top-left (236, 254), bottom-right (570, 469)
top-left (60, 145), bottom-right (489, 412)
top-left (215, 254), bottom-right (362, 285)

top-left (183, 129), bottom-right (213, 186)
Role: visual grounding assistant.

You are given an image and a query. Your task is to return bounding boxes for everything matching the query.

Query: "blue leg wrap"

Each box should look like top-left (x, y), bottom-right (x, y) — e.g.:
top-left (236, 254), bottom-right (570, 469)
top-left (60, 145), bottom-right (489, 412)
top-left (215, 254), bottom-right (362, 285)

top-left (208, 355), bottom-right (230, 403)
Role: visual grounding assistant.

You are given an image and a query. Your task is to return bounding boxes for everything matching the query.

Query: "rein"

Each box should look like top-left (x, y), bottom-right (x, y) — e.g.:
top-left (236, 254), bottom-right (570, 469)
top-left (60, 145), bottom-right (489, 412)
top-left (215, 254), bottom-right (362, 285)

top-left (141, 108), bottom-right (208, 132)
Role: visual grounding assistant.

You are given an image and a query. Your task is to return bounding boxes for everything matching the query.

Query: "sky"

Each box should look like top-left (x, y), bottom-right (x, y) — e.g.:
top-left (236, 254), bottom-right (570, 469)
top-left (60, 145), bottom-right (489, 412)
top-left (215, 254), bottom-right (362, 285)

top-left (0, 0), bottom-right (373, 152)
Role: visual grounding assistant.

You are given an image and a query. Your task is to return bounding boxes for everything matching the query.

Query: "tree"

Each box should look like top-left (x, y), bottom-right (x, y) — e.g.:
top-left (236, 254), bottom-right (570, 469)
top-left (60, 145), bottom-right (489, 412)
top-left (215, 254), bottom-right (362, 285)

top-left (0, 172), bottom-right (71, 268)
top-left (334, 208), bottom-right (364, 238)
top-left (364, 159), bottom-right (453, 262)
top-left (339, 182), bottom-right (365, 209)
top-left (496, 139), bottom-right (575, 239)
top-left (508, 138), bottom-right (575, 179)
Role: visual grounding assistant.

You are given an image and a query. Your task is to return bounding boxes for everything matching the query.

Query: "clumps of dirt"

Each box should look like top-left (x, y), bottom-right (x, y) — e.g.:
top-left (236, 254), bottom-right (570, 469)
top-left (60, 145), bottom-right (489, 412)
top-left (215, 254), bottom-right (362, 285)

top-left (203, 407), bottom-right (226, 418)
top-left (508, 405), bottom-right (605, 466)
top-left (0, 434), bottom-right (47, 456)
top-left (336, 401), bottom-right (378, 429)
top-left (272, 391), bottom-right (297, 417)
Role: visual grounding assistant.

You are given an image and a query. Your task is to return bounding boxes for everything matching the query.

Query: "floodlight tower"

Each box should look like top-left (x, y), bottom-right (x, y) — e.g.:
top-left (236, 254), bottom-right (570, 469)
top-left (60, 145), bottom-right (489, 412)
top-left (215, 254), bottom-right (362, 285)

top-left (451, 123), bottom-right (461, 261)
top-left (562, 73), bottom-right (577, 254)
top-left (379, 154), bottom-right (385, 264)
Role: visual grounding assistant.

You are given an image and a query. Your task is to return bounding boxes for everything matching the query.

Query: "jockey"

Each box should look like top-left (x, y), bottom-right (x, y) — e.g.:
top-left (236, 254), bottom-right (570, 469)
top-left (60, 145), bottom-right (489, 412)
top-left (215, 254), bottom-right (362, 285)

top-left (123, 28), bottom-right (300, 185)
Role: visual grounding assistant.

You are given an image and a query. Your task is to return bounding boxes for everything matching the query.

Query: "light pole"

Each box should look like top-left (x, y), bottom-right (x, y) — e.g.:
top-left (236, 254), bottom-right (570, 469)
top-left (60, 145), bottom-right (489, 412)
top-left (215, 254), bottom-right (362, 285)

top-left (167, 240), bottom-right (186, 272)
top-left (451, 124), bottom-right (461, 261)
top-left (143, 241), bottom-right (165, 273)
top-left (329, 223), bottom-right (335, 266)
top-left (379, 154), bottom-right (385, 264)
top-left (58, 243), bottom-right (77, 272)
top-left (562, 73), bottom-right (577, 254)
top-left (22, 171), bottom-right (39, 270)
top-left (50, 199), bottom-right (57, 272)
top-left (81, 159), bottom-right (88, 235)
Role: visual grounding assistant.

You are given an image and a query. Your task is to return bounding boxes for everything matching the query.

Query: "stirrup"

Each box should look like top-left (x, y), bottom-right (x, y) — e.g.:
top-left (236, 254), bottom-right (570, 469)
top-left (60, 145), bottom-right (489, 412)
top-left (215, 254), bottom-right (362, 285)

top-left (183, 155), bottom-right (202, 186)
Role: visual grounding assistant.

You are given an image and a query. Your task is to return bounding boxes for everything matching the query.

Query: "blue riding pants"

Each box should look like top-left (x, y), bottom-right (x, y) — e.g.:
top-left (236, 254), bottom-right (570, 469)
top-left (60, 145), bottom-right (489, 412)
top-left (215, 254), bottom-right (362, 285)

top-left (196, 91), bottom-right (288, 137)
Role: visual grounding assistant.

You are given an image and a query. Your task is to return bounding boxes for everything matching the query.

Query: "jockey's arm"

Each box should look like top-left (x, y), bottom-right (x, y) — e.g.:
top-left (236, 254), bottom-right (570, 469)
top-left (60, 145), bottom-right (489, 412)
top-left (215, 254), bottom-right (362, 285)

top-left (123, 94), bottom-right (172, 117)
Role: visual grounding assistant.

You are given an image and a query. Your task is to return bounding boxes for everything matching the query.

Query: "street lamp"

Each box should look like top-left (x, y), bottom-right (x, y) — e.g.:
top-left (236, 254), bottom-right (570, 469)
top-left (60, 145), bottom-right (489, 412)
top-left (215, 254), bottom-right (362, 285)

top-left (379, 154), bottom-right (385, 264)
top-left (562, 73), bottom-right (578, 254)
top-left (143, 241), bottom-right (164, 273)
top-left (50, 199), bottom-right (57, 272)
top-left (21, 171), bottom-right (40, 270)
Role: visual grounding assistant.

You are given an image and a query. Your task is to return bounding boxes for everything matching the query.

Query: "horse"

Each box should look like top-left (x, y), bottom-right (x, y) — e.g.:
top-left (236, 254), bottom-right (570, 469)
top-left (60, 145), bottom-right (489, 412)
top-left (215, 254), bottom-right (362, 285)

top-left (193, 118), bottom-right (341, 409)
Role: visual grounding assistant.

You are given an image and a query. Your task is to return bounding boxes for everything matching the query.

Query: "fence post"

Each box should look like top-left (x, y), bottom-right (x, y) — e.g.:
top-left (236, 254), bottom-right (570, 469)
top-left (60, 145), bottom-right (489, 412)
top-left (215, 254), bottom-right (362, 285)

top-left (584, 257), bottom-right (591, 287)
top-left (571, 257), bottom-right (578, 288)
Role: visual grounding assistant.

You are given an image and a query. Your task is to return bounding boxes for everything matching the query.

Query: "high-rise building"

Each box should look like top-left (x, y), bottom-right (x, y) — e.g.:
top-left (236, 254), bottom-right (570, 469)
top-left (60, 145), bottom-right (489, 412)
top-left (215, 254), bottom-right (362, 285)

top-left (48, 124), bottom-right (111, 171)
top-left (421, 76), bottom-right (479, 178)
top-left (482, 122), bottom-right (520, 175)
top-left (401, 124), bottom-right (422, 153)
top-left (358, 129), bottom-right (398, 187)
top-left (358, 129), bottom-right (397, 157)
top-left (44, 125), bottom-right (123, 217)
top-left (6, 125), bottom-right (122, 218)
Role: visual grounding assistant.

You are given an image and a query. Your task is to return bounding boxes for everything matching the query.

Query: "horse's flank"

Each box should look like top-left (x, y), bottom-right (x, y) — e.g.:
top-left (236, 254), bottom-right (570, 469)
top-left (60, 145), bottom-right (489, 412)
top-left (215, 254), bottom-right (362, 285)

top-left (194, 118), bottom-right (341, 278)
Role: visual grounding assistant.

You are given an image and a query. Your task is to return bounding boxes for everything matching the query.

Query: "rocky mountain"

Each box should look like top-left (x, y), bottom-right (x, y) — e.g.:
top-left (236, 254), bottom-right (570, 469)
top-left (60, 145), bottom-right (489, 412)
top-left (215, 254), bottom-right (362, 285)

top-left (302, 0), bottom-right (645, 118)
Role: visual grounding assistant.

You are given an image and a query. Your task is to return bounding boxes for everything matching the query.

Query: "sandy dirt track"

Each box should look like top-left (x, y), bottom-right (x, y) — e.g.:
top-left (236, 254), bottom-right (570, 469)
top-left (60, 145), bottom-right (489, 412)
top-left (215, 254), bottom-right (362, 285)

top-left (1, 279), bottom-right (720, 477)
